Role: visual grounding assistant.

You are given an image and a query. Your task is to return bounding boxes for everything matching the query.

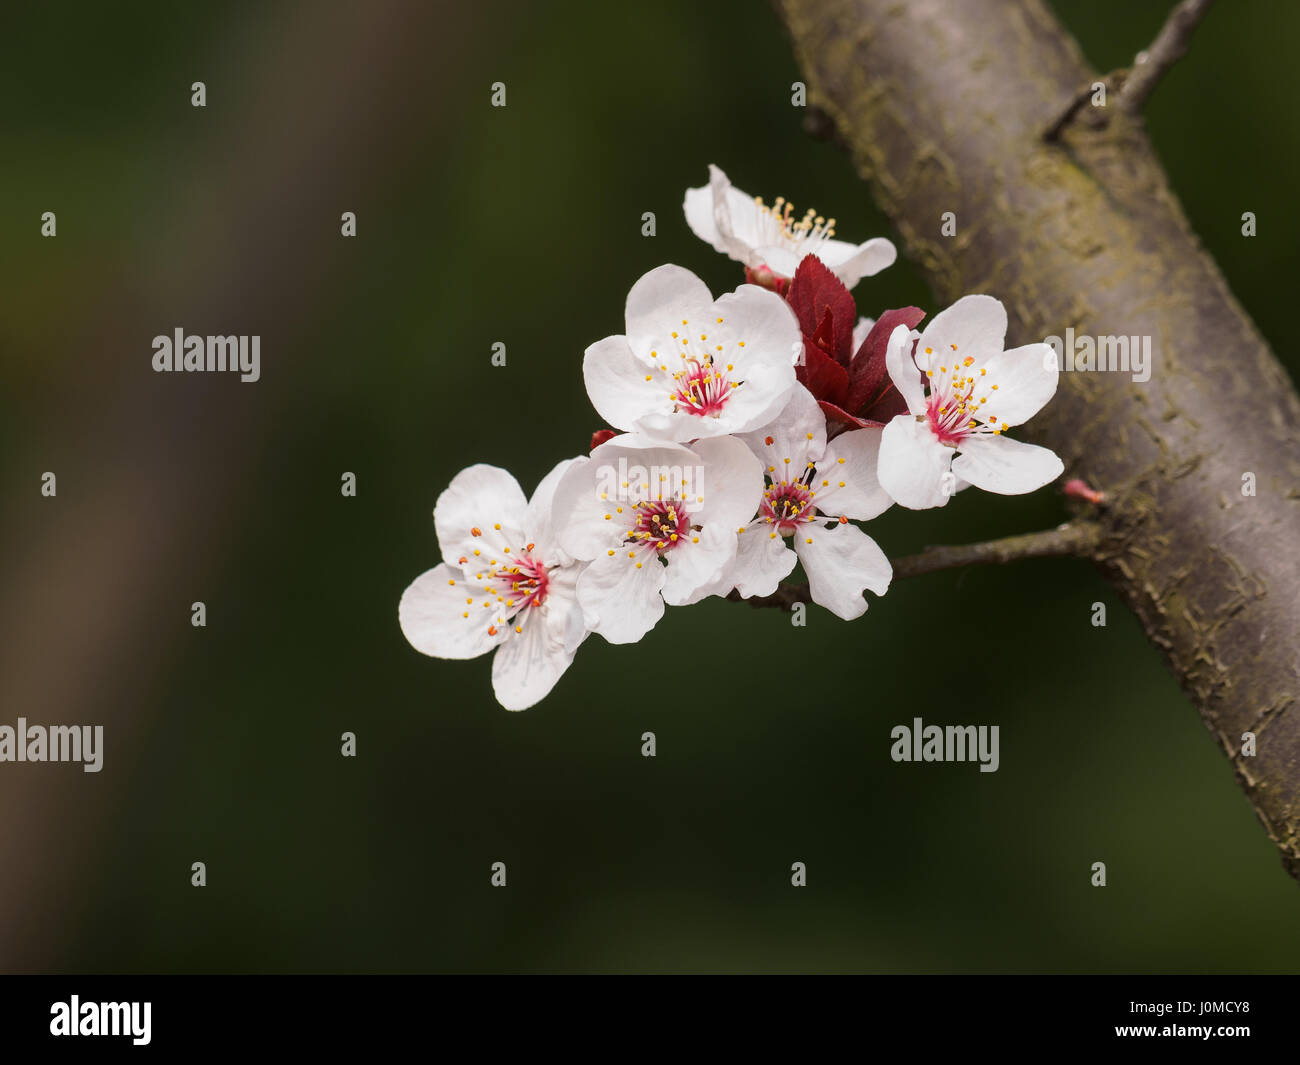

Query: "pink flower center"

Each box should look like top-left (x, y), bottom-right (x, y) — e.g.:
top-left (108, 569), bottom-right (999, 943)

top-left (655, 316), bottom-right (747, 420)
top-left (490, 553), bottom-right (549, 609)
top-left (759, 478), bottom-right (817, 534)
top-left (918, 347), bottom-right (1008, 445)
top-left (926, 392), bottom-right (974, 446)
top-left (455, 536), bottom-right (553, 638)
top-left (671, 357), bottom-right (733, 418)
top-left (628, 500), bottom-right (691, 553)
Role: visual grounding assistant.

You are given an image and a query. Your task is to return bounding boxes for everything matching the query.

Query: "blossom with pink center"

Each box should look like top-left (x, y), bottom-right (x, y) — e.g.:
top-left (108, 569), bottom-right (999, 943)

top-left (877, 295), bottom-right (1064, 510)
top-left (683, 164), bottom-right (897, 291)
top-left (398, 460), bottom-right (588, 711)
top-left (583, 264), bottom-right (800, 444)
top-left (726, 385), bottom-right (894, 619)
top-left (552, 434), bottom-right (762, 643)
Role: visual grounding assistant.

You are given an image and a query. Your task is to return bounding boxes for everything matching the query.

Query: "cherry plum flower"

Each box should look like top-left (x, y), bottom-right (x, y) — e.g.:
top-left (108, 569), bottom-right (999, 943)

top-left (877, 295), bottom-right (1063, 510)
top-left (399, 460), bottom-right (588, 711)
top-left (553, 434), bottom-right (762, 643)
top-left (583, 264), bottom-right (800, 444)
top-left (728, 385), bottom-right (894, 620)
top-left (683, 164), bottom-right (896, 292)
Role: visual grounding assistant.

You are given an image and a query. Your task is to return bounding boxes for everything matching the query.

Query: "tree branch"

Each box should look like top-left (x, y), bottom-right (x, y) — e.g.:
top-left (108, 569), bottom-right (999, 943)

top-left (891, 520), bottom-right (1101, 579)
top-left (775, 0), bottom-right (1300, 879)
top-left (1117, 0), bottom-right (1215, 113)
top-left (731, 521), bottom-right (1101, 610)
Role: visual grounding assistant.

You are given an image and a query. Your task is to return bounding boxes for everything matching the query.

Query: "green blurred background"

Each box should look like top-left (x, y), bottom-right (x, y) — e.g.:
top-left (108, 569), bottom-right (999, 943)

top-left (1, 0), bottom-right (1297, 972)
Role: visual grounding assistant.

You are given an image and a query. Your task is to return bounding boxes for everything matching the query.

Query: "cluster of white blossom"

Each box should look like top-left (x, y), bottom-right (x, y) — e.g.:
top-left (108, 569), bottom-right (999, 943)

top-left (400, 166), bottom-right (1063, 709)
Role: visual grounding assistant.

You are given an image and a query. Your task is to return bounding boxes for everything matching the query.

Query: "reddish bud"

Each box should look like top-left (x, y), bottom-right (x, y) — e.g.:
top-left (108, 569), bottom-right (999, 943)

top-left (589, 428), bottom-right (617, 451)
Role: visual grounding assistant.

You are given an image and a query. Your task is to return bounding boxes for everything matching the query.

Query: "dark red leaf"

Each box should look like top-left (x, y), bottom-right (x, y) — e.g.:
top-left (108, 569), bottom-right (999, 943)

top-left (818, 400), bottom-right (867, 431)
top-left (846, 306), bottom-right (926, 416)
top-left (810, 306), bottom-right (836, 358)
top-left (858, 382), bottom-right (910, 425)
top-left (589, 428), bottom-right (617, 451)
top-left (795, 340), bottom-right (850, 409)
top-left (787, 254), bottom-right (856, 366)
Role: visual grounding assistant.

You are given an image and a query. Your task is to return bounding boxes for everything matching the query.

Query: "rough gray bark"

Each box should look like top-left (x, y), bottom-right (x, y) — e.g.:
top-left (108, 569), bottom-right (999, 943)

top-left (775, 0), bottom-right (1300, 876)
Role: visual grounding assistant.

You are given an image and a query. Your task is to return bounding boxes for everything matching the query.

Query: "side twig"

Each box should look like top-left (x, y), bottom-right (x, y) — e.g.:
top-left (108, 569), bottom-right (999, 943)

top-left (1044, 0), bottom-right (1213, 139)
top-left (1117, 0), bottom-right (1214, 113)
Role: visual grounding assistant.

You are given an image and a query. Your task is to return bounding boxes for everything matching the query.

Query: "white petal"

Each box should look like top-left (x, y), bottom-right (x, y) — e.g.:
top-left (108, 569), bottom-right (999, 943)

top-left (877, 414), bottom-right (954, 509)
top-left (577, 548), bottom-right (667, 644)
top-left (730, 524), bottom-right (798, 599)
top-left (951, 434), bottom-right (1064, 495)
top-left (752, 245), bottom-right (801, 278)
top-left (705, 283), bottom-right (799, 425)
top-left (662, 521), bottom-right (738, 606)
top-left (710, 165), bottom-right (764, 259)
top-left (817, 426), bottom-right (894, 521)
top-left (433, 464), bottom-right (529, 569)
top-left (541, 560), bottom-right (590, 656)
top-left (525, 456), bottom-right (584, 561)
top-left (815, 237), bottom-right (897, 289)
top-left (693, 434), bottom-right (765, 533)
top-left (973, 342), bottom-right (1058, 427)
top-left (884, 324), bottom-right (926, 416)
top-left (737, 382), bottom-right (823, 470)
top-left (490, 603), bottom-right (579, 711)
top-left (625, 264), bottom-right (714, 360)
top-left (916, 294), bottom-right (1007, 363)
top-left (684, 182), bottom-right (726, 252)
top-left (795, 523), bottom-right (891, 621)
top-left (399, 563), bottom-right (506, 660)
top-left (633, 408), bottom-right (735, 443)
top-left (552, 455), bottom-right (608, 561)
top-left (852, 316), bottom-right (875, 354)
top-left (583, 335), bottom-right (671, 433)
